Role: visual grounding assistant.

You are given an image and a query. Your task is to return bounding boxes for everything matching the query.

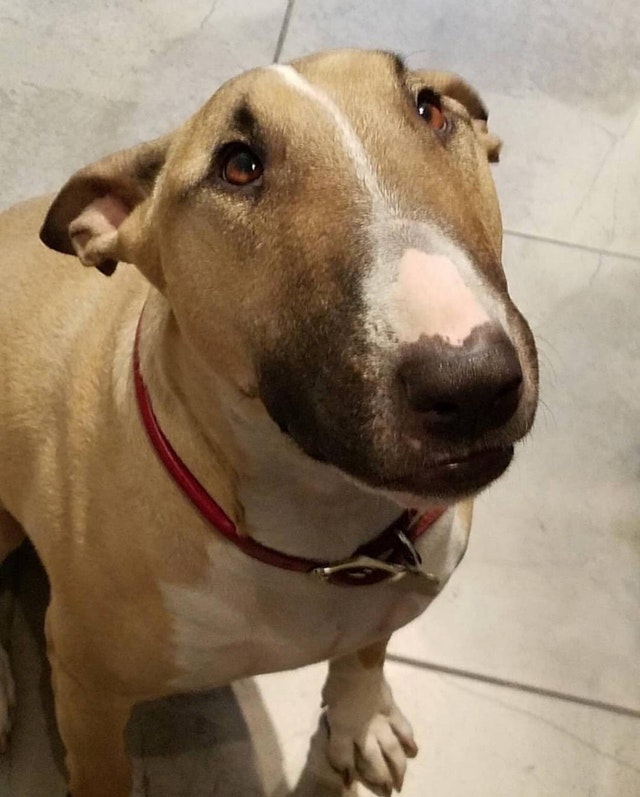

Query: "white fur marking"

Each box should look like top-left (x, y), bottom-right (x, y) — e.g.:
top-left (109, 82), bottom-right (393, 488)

top-left (390, 249), bottom-right (491, 345)
top-left (269, 65), bottom-right (508, 349)
top-left (363, 218), bottom-right (508, 351)
top-left (270, 64), bottom-right (391, 205)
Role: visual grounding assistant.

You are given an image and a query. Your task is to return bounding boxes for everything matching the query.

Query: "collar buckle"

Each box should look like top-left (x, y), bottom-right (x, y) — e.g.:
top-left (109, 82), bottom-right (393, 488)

top-left (310, 528), bottom-right (440, 590)
top-left (310, 556), bottom-right (408, 586)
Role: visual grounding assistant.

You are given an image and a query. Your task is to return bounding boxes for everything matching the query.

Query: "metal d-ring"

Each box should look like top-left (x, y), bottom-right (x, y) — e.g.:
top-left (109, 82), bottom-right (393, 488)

top-left (309, 525), bottom-right (441, 590)
top-left (310, 555), bottom-right (409, 586)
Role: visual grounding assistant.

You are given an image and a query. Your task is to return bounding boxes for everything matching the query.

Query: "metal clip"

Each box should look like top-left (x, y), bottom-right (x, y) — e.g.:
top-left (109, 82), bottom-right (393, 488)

top-left (390, 528), bottom-right (440, 592)
top-left (310, 555), bottom-right (409, 586)
top-left (309, 526), bottom-right (441, 591)
top-left (393, 529), bottom-right (423, 571)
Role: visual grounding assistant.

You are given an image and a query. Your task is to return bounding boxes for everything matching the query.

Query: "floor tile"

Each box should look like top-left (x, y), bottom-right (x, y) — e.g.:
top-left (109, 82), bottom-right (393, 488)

top-left (388, 233), bottom-right (640, 709)
top-left (280, 0), bottom-right (640, 256)
top-left (0, 0), bottom-right (288, 210)
top-left (258, 661), bottom-right (640, 797)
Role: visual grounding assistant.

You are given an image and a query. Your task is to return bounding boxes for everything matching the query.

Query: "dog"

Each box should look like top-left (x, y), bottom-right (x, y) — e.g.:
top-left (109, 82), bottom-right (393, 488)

top-left (0, 49), bottom-right (538, 796)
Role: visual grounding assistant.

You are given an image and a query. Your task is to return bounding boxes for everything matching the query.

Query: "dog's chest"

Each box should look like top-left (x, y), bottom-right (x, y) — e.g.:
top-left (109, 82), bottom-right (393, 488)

top-left (161, 570), bottom-right (428, 690)
top-left (160, 511), bottom-right (468, 690)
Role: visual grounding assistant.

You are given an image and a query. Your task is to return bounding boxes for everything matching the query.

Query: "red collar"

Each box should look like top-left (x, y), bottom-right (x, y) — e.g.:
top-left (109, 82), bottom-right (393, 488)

top-left (133, 314), bottom-right (447, 587)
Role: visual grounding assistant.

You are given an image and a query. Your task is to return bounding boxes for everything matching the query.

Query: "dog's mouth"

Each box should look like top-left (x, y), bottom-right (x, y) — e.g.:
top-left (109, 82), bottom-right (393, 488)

top-left (290, 422), bottom-right (516, 499)
top-left (260, 361), bottom-right (522, 501)
top-left (382, 444), bottom-right (515, 498)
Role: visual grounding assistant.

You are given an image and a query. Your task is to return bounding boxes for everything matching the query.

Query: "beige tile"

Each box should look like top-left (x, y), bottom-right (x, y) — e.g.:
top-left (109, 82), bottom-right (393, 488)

top-left (280, 0), bottom-right (640, 256)
top-left (0, 0), bottom-right (288, 209)
top-left (257, 661), bottom-right (640, 797)
top-left (128, 683), bottom-right (287, 797)
top-left (389, 233), bottom-right (640, 709)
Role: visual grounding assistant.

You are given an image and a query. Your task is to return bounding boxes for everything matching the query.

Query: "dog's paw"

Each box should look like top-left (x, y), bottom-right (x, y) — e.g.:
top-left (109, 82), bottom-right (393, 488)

top-left (325, 702), bottom-right (417, 796)
top-left (0, 646), bottom-right (15, 752)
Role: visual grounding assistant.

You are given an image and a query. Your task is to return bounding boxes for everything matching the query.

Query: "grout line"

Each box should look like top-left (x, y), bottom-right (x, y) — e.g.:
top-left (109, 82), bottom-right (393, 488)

top-left (273, 0), bottom-right (296, 64)
top-left (503, 228), bottom-right (640, 264)
top-left (387, 654), bottom-right (640, 720)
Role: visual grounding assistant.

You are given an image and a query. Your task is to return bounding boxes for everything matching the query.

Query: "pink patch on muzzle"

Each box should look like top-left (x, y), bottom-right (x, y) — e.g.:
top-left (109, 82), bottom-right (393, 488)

top-left (390, 249), bottom-right (490, 345)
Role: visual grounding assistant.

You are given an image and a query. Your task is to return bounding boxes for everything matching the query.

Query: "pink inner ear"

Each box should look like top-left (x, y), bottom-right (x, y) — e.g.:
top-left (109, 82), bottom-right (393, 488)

top-left (68, 194), bottom-right (131, 268)
top-left (94, 195), bottom-right (129, 229)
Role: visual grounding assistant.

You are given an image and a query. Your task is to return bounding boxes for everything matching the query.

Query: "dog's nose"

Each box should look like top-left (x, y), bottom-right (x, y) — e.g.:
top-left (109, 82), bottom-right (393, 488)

top-left (398, 324), bottom-right (523, 440)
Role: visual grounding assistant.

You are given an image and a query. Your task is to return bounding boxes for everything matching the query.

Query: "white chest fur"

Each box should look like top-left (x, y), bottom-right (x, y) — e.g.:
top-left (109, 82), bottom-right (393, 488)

top-left (161, 505), bottom-right (469, 691)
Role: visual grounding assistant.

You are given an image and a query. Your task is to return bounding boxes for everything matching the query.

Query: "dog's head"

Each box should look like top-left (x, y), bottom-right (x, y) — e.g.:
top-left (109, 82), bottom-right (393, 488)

top-left (41, 49), bottom-right (538, 502)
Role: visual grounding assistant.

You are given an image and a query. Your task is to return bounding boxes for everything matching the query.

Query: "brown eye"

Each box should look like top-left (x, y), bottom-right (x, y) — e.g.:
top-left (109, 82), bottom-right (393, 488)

top-left (417, 89), bottom-right (448, 133)
top-left (220, 144), bottom-right (263, 186)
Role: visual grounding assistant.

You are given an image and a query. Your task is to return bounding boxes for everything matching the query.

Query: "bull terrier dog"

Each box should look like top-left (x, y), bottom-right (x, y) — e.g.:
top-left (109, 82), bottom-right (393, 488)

top-left (0, 49), bottom-right (538, 796)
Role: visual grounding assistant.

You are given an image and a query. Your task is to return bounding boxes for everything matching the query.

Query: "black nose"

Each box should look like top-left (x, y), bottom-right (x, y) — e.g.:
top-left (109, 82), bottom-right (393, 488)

top-left (397, 324), bottom-right (523, 440)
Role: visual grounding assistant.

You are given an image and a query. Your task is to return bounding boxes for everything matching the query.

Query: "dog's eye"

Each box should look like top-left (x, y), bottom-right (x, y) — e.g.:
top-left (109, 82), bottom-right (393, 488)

top-left (417, 89), bottom-right (448, 133)
top-left (220, 144), bottom-right (263, 186)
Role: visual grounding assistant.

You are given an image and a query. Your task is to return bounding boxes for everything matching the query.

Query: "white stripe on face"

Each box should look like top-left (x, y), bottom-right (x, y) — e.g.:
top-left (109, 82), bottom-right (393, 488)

top-left (267, 64), bottom-right (508, 348)
top-left (269, 64), bottom-right (389, 205)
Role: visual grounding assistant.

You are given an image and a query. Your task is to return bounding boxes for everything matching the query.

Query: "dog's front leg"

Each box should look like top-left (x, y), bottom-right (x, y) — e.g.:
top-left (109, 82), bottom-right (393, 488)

top-left (49, 656), bottom-right (135, 797)
top-left (322, 638), bottom-right (417, 796)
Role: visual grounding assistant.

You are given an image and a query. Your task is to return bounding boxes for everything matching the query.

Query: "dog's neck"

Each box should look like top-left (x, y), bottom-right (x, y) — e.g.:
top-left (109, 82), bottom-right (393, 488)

top-left (138, 295), bottom-right (414, 561)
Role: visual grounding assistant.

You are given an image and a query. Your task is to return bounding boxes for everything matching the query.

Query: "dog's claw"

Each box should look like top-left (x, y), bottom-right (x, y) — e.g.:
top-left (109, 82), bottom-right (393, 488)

top-left (404, 738), bottom-right (419, 758)
top-left (327, 704), bottom-right (415, 796)
top-left (369, 786), bottom-right (392, 797)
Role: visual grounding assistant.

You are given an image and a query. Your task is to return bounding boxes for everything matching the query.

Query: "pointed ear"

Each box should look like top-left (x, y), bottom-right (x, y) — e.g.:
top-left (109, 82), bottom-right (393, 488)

top-left (410, 71), bottom-right (502, 163)
top-left (40, 135), bottom-right (171, 285)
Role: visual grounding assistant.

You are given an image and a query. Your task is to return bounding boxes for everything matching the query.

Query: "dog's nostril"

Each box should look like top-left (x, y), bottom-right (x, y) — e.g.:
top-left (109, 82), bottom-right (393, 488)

top-left (489, 374), bottom-right (523, 420)
top-left (424, 400), bottom-right (461, 425)
top-left (400, 373), bottom-right (461, 422)
top-left (496, 376), bottom-right (523, 399)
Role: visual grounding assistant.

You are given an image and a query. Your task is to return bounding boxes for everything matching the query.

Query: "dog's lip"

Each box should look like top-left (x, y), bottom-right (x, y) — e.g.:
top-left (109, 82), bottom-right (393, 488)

top-left (427, 445), bottom-right (513, 472)
top-left (386, 444), bottom-right (515, 496)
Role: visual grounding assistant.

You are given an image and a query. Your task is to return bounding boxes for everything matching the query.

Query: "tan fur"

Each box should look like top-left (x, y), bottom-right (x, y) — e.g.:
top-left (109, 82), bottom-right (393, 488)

top-left (357, 638), bottom-right (389, 670)
top-left (0, 50), bottom-right (537, 796)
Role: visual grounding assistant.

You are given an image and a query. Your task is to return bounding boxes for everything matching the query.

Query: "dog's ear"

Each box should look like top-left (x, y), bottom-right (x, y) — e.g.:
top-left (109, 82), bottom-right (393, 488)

top-left (410, 71), bottom-right (502, 163)
top-left (40, 135), bottom-right (171, 285)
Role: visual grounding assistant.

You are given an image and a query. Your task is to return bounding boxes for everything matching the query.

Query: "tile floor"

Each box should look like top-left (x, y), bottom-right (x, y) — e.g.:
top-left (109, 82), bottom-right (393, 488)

top-left (0, 0), bottom-right (639, 794)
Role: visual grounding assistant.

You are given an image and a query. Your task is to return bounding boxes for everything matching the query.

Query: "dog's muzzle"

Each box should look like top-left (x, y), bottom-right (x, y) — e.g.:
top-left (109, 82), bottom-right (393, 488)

top-left (134, 308), bottom-right (447, 589)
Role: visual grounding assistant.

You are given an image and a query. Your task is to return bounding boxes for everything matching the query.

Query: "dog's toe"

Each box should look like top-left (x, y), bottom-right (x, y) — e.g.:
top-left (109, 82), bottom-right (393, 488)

top-left (326, 705), bottom-right (417, 795)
